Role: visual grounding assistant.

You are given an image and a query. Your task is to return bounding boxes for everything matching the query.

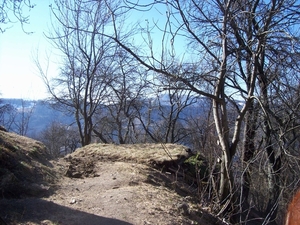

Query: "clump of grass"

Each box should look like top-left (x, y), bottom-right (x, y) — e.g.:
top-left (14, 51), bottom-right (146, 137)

top-left (184, 153), bottom-right (209, 181)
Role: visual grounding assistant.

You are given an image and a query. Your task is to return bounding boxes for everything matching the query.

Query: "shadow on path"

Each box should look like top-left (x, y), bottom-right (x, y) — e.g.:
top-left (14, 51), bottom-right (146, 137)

top-left (0, 198), bottom-right (133, 225)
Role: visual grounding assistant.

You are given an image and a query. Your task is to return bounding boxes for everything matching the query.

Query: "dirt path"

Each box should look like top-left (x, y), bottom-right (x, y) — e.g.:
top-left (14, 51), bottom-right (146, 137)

top-left (0, 143), bottom-right (226, 225)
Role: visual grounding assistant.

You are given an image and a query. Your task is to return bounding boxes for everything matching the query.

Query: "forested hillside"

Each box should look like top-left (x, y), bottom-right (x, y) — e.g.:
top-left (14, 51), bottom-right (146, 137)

top-left (0, 95), bottom-right (214, 155)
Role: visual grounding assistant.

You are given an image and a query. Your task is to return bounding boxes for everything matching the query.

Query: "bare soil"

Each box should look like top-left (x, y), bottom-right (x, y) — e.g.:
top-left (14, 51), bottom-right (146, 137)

top-left (0, 131), bottom-right (226, 225)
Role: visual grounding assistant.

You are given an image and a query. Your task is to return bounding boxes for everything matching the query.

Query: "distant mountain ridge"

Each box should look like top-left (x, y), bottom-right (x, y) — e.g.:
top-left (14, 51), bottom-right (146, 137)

top-left (0, 99), bottom-right (74, 137)
top-left (0, 95), bottom-right (227, 140)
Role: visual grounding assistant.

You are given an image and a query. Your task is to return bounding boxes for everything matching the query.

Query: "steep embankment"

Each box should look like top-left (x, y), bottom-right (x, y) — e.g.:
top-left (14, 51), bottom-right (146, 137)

top-left (0, 129), bottom-right (57, 198)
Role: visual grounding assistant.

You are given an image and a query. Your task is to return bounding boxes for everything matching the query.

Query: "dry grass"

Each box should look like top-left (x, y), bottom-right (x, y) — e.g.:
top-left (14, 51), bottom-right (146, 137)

top-left (0, 131), bottom-right (46, 153)
top-left (70, 143), bottom-right (189, 165)
top-left (0, 130), bottom-right (57, 198)
top-left (0, 132), bottom-right (227, 225)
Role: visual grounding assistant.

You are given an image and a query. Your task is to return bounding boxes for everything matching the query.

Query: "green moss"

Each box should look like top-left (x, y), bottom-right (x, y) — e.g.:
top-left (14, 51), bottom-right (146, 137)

top-left (184, 154), bottom-right (209, 181)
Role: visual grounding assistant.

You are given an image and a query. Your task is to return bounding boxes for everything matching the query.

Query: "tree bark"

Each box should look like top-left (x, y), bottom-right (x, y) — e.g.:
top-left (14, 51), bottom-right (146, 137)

top-left (260, 73), bottom-right (282, 223)
top-left (241, 98), bottom-right (258, 220)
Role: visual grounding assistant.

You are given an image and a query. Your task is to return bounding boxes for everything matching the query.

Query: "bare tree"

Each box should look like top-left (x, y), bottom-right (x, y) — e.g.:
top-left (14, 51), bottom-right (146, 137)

top-left (101, 1), bottom-right (255, 217)
top-left (36, 0), bottom-right (120, 146)
top-left (0, 99), bottom-right (35, 136)
top-left (13, 99), bottom-right (35, 136)
top-left (97, 0), bottom-right (300, 221)
top-left (94, 50), bottom-right (149, 144)
top-left (185, 97), bottom-right (216, 152)
top-left (0, 0), bottom-right (35, 33)
top-left (38, 121), bottom-right (80, 157)
top-left (0, 100), bottom-right (15, 130)
top-left (37, 0), bottom-right (300, 222)
top-left (138, 74), bottom-right (198, 144)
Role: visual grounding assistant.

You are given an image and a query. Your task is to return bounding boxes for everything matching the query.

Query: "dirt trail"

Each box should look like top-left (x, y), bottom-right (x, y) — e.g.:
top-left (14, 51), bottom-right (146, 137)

top-left (0, 141), bottom-right (226, 225)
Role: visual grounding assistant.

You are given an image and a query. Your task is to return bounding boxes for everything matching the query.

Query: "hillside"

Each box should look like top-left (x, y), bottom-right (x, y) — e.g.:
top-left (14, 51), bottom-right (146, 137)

top-left (0, 130), bottom-right (226, 225)
top-left (0, 96), bottom-right (212, 138)
top-left (0, 129), bottom-right (57, 198)
top-left (0, 99), bottom-right (74, 136)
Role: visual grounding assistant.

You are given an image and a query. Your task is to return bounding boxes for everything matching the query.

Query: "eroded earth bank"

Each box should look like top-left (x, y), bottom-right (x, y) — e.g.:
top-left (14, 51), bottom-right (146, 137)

top-left (0, 130), bottom-right (226, 225)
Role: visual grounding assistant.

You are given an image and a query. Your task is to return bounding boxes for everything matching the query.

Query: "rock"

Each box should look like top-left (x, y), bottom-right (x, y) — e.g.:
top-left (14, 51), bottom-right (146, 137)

top-left (70, 198), bottom-right (76, 204)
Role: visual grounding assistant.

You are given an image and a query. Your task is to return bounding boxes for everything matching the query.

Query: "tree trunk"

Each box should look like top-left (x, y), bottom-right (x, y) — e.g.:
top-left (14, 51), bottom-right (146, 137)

top-left (260, 75), bottom-right (282, 223)
top-left (212, 5), bottom-right (238, 217)
top-left (265, 130), bottom-right (282, 223)
top-left (241, 99), bottom-right (258, 221)
top-left (93, 129), bottom-right (108, 143)
top-left (213, 97), bottom-right (237, 219)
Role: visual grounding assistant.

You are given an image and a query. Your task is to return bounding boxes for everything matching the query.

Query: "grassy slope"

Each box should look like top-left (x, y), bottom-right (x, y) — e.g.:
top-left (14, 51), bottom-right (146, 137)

top-left (0, 130), bottom-right (57, 198)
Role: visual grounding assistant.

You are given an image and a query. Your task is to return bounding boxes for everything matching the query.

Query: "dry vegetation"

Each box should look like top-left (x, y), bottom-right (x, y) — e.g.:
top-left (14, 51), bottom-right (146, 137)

top-left (0, 130), bottom-right (227, 225)
top-left (0, 130), bottom-right (57, 199)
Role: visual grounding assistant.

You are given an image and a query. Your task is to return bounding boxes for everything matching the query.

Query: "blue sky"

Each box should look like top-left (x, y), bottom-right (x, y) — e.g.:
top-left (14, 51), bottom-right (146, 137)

top-left (0, 1), bottom-right (186, 100)
top-left (0, 0), bottom-right (54, 100)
